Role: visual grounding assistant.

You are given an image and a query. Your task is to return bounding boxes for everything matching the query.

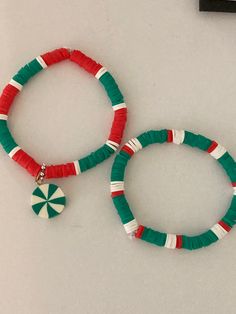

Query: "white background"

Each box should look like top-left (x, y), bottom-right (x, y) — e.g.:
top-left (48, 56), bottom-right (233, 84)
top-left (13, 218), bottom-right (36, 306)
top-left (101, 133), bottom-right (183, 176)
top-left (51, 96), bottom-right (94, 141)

top-left (0, 1), bottom-right (236, 313)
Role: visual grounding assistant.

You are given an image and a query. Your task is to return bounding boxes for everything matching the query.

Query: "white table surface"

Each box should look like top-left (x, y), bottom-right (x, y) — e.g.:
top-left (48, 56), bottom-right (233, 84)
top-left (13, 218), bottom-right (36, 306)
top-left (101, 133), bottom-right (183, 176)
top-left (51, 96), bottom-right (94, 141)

top-left (0, 1), bottom-right (236, 313)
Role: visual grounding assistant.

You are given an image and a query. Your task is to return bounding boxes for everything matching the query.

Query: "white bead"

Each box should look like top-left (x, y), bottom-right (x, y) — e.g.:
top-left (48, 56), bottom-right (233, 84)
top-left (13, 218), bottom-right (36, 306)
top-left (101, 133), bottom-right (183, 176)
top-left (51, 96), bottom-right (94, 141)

top-left (172, 130), bottom-right (185, 145)
top-left (9, 79), bottom-right (23, 91)
top-left (211, 224), bottom-right (228, 240)
top-left (165, 234), bottom-right (177, 249)
top-left (95, 67), bottom-right (107, 79)
top-left (8, 146), bottom-right (21, 158)
top-left (0, 114), bottom-right (8, 120)
top-left (36, 56), bottom-right (47, 69)
top-left (110, 181), bottom-right (124, 192)
top-left (123, 219), bottom-right (138, 234)
top-left (113, 103), bottom-right (127, 111)
top-left (106, 140), bottom-right (119, 151)
top-left (210, 144), bottom-right (226, 160)
top-left (126, 138), bottom-right (142, 153)
top-left (73, 161), bottom-right (81, 175)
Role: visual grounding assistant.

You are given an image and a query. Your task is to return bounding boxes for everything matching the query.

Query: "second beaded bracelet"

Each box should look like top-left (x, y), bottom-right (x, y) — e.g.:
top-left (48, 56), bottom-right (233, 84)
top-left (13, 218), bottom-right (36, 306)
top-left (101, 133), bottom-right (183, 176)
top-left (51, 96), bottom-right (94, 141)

top-left (111, 129), bottom-right (236, 250)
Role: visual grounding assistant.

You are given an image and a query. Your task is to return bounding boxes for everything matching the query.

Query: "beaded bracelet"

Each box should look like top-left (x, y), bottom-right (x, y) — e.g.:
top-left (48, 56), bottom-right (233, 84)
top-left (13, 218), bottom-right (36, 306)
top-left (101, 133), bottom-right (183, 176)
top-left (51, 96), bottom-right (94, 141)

top-left (0, 47), bottom-right (127, 219)
top-left (111, 129), bottom-right (236, 250)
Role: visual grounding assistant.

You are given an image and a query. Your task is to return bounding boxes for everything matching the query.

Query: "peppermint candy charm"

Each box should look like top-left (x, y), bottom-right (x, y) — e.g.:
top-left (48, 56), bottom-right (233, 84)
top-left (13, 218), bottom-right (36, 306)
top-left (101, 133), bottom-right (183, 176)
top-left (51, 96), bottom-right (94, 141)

top-left (31, 184), bottom-right (66, 219)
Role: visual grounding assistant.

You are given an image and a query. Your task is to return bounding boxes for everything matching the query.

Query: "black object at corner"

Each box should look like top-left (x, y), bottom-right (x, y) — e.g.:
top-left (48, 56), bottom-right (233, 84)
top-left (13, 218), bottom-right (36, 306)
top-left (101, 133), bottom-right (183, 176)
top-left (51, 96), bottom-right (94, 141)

top-left (200, 0), bottom-right (236, 12)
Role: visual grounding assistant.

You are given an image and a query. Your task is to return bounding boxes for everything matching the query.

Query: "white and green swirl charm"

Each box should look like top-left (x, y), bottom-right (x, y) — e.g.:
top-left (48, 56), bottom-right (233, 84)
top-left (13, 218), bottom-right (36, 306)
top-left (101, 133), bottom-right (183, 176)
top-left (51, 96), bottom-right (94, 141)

top-left (31, 183), bottom-right (66, 219)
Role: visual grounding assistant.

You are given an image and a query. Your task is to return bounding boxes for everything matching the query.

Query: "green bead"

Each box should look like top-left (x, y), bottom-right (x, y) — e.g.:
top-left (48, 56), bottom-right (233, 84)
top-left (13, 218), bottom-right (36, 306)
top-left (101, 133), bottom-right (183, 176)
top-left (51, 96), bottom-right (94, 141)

top-left (0, 121), bottom-right (18, 154)
top-left (12, 58), bottom-right (43, 85)
top-left (112, 195), bottom-right (134, 224)
top-left (141, 227), bottom-right (167, 247)
top-left (99, 72), bottom-right (124, 106)
top-left (79, 144), bottom-right (114, 172)
top-left (183, 131), bottom-right (212, 151)
top-left (111, 154), bottom-right (129, 181)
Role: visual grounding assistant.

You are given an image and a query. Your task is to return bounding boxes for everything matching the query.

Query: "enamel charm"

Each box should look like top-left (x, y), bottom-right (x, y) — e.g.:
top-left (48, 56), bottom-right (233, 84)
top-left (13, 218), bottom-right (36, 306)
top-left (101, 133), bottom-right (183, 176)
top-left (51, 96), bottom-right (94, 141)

top-left (31, 183), bottom-right (66, 219)
top-left (31, 163), bottom-right (66, 219)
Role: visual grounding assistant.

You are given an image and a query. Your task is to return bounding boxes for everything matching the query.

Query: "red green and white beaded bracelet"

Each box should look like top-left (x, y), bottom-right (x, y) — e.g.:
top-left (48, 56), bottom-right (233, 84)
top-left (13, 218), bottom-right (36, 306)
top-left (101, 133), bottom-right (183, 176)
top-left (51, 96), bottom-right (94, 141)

top-left (111, 129), bottom-right (236, 250)
top-left (0, 47), bottom-right (127, 219)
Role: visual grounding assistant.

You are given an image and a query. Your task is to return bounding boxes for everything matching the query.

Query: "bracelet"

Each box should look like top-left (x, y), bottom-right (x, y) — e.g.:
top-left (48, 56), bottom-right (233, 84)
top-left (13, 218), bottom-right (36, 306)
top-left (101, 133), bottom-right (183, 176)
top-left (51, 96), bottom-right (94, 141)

top-left (0, 47), bottom-right (127, 219)
top-left (111, 129), bottom-right (236, 250)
